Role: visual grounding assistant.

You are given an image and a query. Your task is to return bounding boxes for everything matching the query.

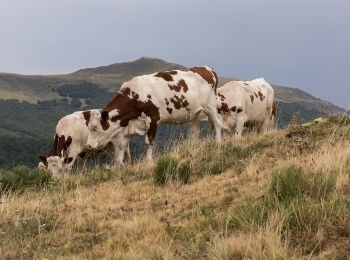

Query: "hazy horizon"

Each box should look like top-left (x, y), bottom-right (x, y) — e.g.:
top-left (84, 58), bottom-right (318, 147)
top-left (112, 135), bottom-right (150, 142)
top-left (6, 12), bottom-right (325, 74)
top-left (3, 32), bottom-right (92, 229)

top-left (0, 0), bottom-right (349, 108)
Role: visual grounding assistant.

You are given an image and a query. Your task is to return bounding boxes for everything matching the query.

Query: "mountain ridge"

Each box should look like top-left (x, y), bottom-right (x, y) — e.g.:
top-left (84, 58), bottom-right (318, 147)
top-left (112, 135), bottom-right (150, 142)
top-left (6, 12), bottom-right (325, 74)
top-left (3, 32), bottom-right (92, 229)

top-left (0, 56), bottom-right (344, 113)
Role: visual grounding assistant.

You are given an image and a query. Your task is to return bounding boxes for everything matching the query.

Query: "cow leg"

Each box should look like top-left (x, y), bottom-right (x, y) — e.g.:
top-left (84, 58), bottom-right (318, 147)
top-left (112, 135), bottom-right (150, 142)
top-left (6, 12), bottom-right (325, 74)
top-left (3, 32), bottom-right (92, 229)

top-left (234, 113), bottom-right (247, 139)
top-left (189, 119), bottom-right (200, 139)
top-left (74, 157), bottom-right (86, 173)
top-left (259, 117), bottom-right (271, 133)
top-left (204, 107), bottom-right (222, 143)
top-left (145, 121), bottom-right (158, 161)
top-left (116, 136), bottom-right (130, 165)
top-left (145, 135), bottom-right (154, 161)
top-left (65, 149), bottom-right (80, 173)
top-left (123, 142), bottom-right (131, 164)
top-left (259, 106), bottom-right (273, 133)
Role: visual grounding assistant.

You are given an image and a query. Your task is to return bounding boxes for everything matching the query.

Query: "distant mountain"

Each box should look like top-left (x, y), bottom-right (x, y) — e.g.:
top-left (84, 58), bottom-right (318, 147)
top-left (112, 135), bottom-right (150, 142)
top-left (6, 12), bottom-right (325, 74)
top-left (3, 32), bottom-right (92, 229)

top-left (0, 57), bottom-right (345, 167)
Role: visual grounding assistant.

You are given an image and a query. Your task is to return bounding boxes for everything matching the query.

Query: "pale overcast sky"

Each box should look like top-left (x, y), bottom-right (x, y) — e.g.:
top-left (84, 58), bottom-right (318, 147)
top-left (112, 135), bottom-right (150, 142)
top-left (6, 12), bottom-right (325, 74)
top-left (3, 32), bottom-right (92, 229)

top-left (0, 0), bottom-right (349, 108)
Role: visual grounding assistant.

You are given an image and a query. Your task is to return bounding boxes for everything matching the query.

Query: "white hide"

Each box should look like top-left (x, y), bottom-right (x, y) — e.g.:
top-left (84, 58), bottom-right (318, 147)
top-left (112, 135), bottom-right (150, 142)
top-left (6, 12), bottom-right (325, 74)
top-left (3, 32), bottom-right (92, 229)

top-left (218, 78), bottom-right (275, 137)
top-left (87, 67), bottom-right (222, 162)
top-left (41, 110), bottom-right (130, 177)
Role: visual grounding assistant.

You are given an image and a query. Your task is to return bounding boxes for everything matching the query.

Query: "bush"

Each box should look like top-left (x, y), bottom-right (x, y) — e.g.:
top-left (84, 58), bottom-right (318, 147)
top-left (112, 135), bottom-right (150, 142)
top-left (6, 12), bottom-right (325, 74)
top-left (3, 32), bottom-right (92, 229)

top-left (0, 165), bottom-right (52, 194)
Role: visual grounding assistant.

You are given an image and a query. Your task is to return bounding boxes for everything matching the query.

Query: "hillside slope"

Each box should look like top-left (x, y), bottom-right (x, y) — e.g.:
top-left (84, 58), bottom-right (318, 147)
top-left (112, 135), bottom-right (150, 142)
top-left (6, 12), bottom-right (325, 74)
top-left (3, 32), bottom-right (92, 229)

top-left (1, 116), bottom-right (349, 259)
top-left (0, 57), bottom-right (345, 167)
top-left (0, 57), bottom-right (344, 114)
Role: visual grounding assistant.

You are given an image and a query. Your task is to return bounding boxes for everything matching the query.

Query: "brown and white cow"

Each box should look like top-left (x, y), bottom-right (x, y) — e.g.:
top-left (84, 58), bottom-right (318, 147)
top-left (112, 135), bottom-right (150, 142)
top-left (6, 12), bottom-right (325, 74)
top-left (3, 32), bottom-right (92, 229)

top-left (86, 66), bottom-right (222, 162)
top-left (39, 110), bottom-right (130, 177)
top-left (217, 78), bottom-right (275, 138)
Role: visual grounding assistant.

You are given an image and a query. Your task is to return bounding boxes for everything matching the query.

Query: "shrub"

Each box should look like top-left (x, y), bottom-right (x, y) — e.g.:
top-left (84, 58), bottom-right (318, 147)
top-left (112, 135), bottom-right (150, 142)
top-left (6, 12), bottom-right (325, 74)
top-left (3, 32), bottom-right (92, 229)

top-left (0, 165), bottom-right (52, 194)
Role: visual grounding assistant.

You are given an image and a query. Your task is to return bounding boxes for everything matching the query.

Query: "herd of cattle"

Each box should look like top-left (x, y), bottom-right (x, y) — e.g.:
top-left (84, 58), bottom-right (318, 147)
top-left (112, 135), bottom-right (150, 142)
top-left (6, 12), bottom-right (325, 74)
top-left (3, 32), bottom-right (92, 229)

top-left (38, 66), bottom-right (276, 177)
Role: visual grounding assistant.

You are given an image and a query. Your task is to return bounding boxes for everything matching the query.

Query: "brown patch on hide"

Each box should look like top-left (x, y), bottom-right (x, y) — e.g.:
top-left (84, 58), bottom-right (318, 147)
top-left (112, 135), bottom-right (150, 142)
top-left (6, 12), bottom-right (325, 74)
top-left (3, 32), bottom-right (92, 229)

top-left (154, 71), bottom-right (178, 82)
top-left (48, 134), bottom-right (73, 158)
top-left (188, 67), bottom-right (217, 89)
top-left (218, 102), bottom-right (230, 113)
top-left (218, 93), bottom-right (225, 101)
top-left (166, 107), bottom-right (173, 114)
top-left (168, 79), bottom-right (188, 92)
top-left (258, 91), bottom-right (265, 101)
top-left (169, 95), bottom-right (190, 111)
top-left (103, 87), bottom-right (161, 144)
top-left (100, 112), bottom-right (110, 130)
top-left (82, 110), bottom-right (91, 126)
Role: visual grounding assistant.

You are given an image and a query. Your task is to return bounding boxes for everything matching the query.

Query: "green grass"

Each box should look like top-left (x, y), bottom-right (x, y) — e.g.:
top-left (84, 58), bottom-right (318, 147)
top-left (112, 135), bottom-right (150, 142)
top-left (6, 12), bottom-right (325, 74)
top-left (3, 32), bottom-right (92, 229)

top-left (153, 155), bottom-right (190, 185)
top-left (0, 165), bottom-right (53, 194)
top-left (227, 165), bottom-right (348, 255)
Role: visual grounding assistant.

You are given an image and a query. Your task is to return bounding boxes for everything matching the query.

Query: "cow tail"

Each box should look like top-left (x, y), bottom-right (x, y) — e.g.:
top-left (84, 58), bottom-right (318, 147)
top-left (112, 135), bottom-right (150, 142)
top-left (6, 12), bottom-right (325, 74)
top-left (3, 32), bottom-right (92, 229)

top-left (271, 102), bottom-right (277, 121)
top-left (212, 70), bottom-right (219, 94)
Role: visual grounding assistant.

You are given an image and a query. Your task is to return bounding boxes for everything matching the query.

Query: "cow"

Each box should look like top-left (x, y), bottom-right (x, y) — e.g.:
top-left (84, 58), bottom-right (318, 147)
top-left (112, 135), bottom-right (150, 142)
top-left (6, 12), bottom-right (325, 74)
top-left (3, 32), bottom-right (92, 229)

top-left (86, 66), bottom-right (223, 163)
top-left (216, 78), bottom-right (275, 138)
top-left (39, 110), bottom-right (130, 177)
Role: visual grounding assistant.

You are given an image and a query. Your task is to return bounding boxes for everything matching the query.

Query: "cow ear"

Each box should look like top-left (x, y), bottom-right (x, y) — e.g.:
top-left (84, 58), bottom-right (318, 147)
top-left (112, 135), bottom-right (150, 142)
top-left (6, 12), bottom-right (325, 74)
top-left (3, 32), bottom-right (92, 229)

top-left (101, 111), bottom-right (109, 122)
top-left (39, 155), bottom-right (48, 167)
top-left (64, 157), bottom-right (73, 164)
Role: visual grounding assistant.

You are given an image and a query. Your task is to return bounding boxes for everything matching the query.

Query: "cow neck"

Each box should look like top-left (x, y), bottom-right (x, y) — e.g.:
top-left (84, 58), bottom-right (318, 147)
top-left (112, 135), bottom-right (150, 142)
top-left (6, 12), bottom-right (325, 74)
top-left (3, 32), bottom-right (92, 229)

top-left (103, 91), bottom-right (129, 113)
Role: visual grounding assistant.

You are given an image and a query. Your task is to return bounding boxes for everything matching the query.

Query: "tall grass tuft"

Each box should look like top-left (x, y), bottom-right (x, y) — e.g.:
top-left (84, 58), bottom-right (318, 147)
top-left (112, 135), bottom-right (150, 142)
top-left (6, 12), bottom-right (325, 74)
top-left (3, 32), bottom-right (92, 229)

top-left (153, 155), bottom-right (190, 185)
top-left (0, 165), bottom-right (52, 194)
top-left (270, 166), bottom-right (305, 204)
top-left (228, 165), bottom-right (345, 255)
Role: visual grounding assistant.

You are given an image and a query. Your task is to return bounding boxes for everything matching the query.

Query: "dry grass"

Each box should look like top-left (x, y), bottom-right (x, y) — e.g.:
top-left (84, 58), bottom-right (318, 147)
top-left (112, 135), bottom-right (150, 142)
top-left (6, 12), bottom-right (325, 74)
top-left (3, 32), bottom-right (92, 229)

top-left (0, 116), bottom-right (350, 259)
top-left (0, 88), bottom-right (60, 103)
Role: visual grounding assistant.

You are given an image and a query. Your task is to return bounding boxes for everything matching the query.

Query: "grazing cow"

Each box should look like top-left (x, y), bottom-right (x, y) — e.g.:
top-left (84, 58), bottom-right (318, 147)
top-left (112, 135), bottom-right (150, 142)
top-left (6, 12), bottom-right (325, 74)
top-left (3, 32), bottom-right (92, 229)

top-left (86, 66), bottom-right (222, 163)
top-left (39, 110), bottom-right (130, 177)
top-left (217, 78), bottom-right (275, 137)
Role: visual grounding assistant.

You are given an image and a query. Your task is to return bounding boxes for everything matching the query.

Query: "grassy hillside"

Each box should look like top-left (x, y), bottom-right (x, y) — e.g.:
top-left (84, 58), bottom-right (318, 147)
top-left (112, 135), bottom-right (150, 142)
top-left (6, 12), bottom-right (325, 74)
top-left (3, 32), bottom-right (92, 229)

top-left (0, 57), bottom-right (346, 168)
top-left (0, 116), bottom-right (349, 259)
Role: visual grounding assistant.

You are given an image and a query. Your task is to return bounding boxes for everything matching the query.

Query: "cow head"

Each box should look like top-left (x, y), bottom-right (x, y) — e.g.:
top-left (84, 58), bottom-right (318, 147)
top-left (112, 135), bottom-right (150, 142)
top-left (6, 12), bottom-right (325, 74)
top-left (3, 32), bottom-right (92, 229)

top-left (86, 110), bottom-right (125, 150)
top-left (38, 155), bottom-right (73, 177)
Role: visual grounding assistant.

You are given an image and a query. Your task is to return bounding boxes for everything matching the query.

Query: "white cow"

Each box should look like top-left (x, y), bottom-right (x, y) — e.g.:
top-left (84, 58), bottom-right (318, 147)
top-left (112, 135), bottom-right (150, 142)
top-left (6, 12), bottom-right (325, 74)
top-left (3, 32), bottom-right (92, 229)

top-left (86, 66), bottom-right (222, 163)
top-left (39, 110), bottom-right (130, 177)
top-left (216, 78), bottom-right (275, 138)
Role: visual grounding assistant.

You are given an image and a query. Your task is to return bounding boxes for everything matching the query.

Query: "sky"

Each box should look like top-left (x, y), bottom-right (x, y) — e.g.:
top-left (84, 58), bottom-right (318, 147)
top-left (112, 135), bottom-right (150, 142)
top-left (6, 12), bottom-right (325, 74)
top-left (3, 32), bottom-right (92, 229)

top-left (0, 0), bottom-right (349, 108)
